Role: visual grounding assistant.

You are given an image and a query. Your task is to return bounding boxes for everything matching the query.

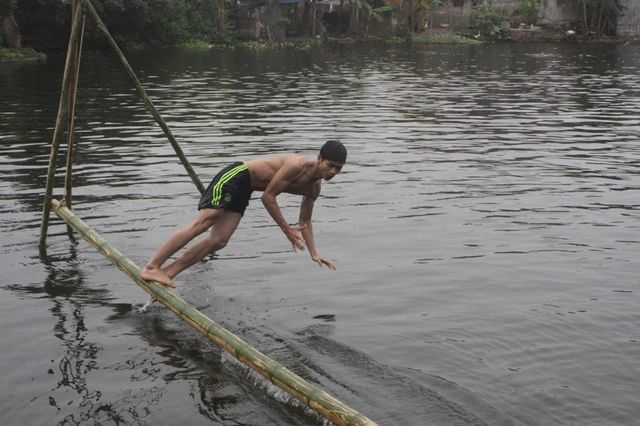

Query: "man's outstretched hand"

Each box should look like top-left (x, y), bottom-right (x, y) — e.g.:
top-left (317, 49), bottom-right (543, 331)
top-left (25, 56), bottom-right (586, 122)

top-left (312, 254), bottom-right (336, 270)
top-left (286, 224), bottom-right (307, 252)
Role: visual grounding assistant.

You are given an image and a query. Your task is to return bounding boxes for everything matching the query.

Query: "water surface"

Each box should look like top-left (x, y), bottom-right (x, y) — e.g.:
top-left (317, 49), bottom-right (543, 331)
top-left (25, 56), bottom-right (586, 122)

top-left (1, 42), bottom-right (639, 426)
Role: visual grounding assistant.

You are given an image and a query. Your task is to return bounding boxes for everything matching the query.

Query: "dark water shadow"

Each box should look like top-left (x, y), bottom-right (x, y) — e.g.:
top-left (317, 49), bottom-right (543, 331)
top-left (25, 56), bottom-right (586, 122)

top-left (34, 242), bottom-right (163, 425)
top-left (105, 304), bottom-right (328, 425)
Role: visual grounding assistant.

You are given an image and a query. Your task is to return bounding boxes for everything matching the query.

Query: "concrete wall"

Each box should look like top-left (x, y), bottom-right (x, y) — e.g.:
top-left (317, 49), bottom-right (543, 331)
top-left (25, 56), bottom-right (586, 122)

top-left (537, 0), bottom-right (581, 29)
top-left (1, 15), bottom-right (22, 48)
top-left (423, 2), bottom-right (471, 31)
top-left (618, 0), bottom-right (640, 37)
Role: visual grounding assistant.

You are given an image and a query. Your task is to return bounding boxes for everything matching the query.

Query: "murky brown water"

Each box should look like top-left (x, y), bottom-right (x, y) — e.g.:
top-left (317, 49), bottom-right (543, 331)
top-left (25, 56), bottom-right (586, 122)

top-left (1, 42), bottom-right (639, 426)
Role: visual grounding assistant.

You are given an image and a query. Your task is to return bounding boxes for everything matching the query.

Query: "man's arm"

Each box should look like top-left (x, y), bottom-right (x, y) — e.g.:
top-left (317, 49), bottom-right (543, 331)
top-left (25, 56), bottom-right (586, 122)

top-left (261, 158), bottom-right (307, 251)
top-left (299, 183), bottom-right (336, 270)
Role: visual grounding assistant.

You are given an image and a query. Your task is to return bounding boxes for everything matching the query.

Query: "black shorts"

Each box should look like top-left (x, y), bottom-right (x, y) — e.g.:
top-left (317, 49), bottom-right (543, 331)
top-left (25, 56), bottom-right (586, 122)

top-left (198, 162), bottom-right (253, 215)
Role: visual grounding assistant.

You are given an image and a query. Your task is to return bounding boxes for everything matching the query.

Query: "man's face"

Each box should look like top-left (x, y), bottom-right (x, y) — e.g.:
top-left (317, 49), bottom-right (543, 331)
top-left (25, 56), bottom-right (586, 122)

top-left (319, 157), bottom-right (344, 181)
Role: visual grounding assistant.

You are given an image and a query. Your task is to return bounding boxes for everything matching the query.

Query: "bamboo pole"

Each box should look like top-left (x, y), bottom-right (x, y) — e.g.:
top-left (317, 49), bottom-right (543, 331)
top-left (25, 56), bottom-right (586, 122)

top-left (312, 2), bottom-right (316, 37)
top-left (50, 198), bottom-right (378, 426)
top-left (39, 0), bottom-right (87, 247)
top-left (84, 0), bottom-right (205, 194)
top-left (64, 0), bottom-right (86, 209)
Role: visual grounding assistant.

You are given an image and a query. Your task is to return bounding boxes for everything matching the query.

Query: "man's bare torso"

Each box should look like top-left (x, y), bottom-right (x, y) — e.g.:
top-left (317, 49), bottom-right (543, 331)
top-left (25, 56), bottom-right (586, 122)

top-left (244, 155), bottom-right (320, 197)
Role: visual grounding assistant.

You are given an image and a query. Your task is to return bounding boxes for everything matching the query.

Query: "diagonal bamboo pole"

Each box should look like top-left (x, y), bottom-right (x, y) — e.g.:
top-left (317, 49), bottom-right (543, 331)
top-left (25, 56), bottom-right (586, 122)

top-left (50, 198), bottom-right (378, 426)
top-left (84, 0), bottom-right (204, 194)
top-left (64, 0), bottom-right (86, 210)
top-left (39, 0), bottom-right (87, 247)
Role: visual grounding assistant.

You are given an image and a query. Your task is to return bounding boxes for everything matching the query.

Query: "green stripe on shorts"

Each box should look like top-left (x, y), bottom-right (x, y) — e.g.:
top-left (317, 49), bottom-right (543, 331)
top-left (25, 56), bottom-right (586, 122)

top-left (212, 164), bottom-right (248, 205)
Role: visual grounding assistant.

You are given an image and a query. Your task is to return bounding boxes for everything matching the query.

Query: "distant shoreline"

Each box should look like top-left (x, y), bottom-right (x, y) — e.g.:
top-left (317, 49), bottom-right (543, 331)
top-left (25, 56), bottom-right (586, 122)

top-left (0, 48), bottom-right (47, 61)
top-left (1, 32), bottom-right (634, 60)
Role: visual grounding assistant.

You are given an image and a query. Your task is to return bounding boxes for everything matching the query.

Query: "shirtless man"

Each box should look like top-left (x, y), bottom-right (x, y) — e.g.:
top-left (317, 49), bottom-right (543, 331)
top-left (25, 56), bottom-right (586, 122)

top-left (139, 140), bottom-right (347, 288)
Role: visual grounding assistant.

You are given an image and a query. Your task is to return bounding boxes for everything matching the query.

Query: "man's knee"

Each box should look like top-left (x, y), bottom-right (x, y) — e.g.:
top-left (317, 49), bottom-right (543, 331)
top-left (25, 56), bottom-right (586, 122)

top-left (207, 235), bottom-right (229, 251)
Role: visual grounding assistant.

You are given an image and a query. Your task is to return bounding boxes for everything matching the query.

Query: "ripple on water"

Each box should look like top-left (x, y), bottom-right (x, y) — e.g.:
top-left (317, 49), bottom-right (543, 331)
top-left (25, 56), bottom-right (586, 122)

top-left (1, 44), bottom-right (639, 426)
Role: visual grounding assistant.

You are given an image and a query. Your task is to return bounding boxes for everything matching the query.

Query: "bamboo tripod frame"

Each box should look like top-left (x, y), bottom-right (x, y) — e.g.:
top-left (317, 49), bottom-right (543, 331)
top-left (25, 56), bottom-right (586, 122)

top-left (39, 2), bottom-right (378, 425)
top-left (50, 199), bottom-right (378, 426)
top-left (39, 0), bottom-right (204, 247)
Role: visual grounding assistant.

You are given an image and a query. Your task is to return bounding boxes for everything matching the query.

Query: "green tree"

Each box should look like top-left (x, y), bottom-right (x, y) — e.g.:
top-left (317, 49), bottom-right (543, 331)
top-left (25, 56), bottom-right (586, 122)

top-left (351, 0), bottom-right (389, 37)
top-left (186, 0), bottom-right (230, 41)
top-left (577, 0), bottom-right (624, 36)
top-left (14, 0), bottom-right (73, 49)
top-left (13, 0), bottom-right (233, 49)
top-left (0, 0), bottom-right (17, 16)
top-left (513, 0), bottom-right (539, 24)
top-left (470, 3), bottom-right (508, 37)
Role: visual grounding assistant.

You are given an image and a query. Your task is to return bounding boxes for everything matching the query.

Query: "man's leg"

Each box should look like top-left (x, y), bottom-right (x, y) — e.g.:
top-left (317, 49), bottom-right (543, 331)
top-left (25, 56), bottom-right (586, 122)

top-left (139, 208), bottom-right (225, 287)
top-left (162, 210), bottom-right (242, 280)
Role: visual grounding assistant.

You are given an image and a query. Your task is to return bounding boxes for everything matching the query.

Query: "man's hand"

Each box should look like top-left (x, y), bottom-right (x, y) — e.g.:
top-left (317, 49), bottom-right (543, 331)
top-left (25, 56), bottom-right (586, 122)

top-left (286, 224), bottom-right (307, 252)
top-left (311, 254), bottom-right (336, 270)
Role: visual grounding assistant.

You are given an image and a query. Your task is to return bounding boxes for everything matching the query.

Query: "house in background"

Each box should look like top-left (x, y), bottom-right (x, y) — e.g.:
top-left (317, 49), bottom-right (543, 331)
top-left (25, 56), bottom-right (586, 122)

top-left (422, 0), bottom-right (638, 37)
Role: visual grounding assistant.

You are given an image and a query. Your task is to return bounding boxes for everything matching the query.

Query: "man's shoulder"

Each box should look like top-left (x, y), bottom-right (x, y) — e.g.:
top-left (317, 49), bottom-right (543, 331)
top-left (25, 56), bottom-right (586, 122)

top-left (282, 154), bottom-right (313, 166)
top-left (276, 155), bottom-right (315, 174)
top-left (247, 155), bottom-right (308, 169)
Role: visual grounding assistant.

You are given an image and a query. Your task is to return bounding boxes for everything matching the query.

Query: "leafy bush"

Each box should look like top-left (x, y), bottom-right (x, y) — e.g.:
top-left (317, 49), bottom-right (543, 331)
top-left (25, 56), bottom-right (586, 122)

top-left (514, 0), bottom-right (540, 19)
top-left (385, 36), bottom-right (408, 44)
top-left (0, 47), bottom-right (39, 58)
top-left (14, 0), bottom-right (233, 49)
top-left (413, 34), bottom-right (482, 45)
top-left (395, 23), bottom-right (411, 38)
top-left (0, 0), bottom-right (17, 16)
top-left (470, 4), bottom-right (508, 36)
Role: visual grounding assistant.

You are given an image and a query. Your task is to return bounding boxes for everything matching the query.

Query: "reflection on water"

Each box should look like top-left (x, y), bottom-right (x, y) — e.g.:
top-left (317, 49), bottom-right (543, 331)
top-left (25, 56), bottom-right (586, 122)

top-left (1, 42), bottom-right (639, 426)
top-left (37, 246), bottom-right (161, 426)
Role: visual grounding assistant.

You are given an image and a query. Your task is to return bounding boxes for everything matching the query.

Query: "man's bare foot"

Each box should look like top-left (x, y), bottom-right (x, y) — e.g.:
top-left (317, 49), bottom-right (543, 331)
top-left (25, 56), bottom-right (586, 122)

top-left (139, 266), bottom-right (176, 288)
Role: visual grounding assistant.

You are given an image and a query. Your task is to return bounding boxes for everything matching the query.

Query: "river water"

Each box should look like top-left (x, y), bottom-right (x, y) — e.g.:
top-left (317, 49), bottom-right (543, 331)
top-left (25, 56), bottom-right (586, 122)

top-left (1, 42), bottom-right (639, 426)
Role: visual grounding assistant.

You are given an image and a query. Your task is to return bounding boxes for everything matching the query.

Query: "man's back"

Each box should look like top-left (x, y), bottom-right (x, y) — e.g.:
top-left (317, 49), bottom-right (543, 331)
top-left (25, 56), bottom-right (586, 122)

top-left (245, 155), bottom-right (319, 196)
